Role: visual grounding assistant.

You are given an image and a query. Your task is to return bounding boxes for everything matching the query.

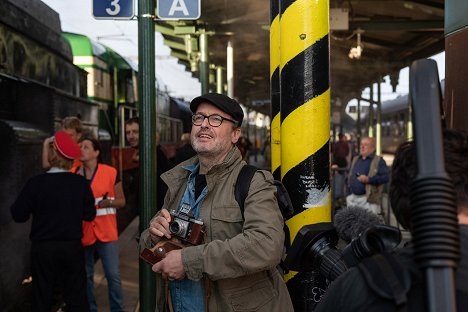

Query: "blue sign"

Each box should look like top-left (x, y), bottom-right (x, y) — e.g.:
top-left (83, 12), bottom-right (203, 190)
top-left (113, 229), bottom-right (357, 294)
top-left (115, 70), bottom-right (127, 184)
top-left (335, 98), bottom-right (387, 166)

top-left (157, 0), bottom-right (200, 20)
top-left (93, 0), bottom-right (134, 20)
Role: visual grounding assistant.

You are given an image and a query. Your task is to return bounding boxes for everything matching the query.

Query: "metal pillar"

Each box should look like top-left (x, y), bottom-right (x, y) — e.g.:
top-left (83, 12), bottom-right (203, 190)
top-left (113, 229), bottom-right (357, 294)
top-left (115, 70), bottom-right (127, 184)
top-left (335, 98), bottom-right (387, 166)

top-left (368, 83), bottom-right (374, 138)
top-left (357, 98), bottom-right (361, 149)
top-left (216, 66), bottom-right (224, 94)
top-left (270, 0), bottom-right (281, 180)
top-left (113, 66), bottom-right (119, 139)
top-left (227, 41), bottom-right (234, 98)
top-left (138, 0), bottom-right (156, 311)
top-left (199, 32), bottom-right (209, 94)
top-left (280, 0), bottom-right (331, 309)
top-left (376, 77), bottom-right (382, 155)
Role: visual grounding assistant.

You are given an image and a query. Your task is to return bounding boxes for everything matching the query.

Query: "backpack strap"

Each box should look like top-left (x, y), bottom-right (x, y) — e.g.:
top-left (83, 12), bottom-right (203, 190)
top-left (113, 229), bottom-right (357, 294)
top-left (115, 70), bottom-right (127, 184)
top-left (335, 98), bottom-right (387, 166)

top-left (234, 164), bottom-right (292, 275)
top-left (234, 164), bottom-right (258, 219)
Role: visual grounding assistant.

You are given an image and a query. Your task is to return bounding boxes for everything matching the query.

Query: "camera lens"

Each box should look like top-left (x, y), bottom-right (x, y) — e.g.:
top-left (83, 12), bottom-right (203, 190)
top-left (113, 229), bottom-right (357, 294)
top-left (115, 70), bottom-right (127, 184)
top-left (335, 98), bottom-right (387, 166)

top-left (169, 222), bottom-right (181, 235)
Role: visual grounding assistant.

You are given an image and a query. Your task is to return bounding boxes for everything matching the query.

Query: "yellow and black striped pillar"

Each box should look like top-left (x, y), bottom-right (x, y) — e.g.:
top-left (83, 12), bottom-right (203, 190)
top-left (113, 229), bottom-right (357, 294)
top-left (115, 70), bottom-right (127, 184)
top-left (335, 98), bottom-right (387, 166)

top-left (279, 0), bottom-right (331, 307)
top-left (270, 0), bottom-right (281, 180)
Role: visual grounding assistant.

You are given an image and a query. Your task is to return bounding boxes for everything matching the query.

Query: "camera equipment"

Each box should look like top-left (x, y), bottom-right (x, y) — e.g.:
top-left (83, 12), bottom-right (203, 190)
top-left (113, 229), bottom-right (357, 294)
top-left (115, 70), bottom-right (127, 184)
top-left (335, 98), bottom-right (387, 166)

top-left (140, 238), bottom-right (185, 265)
top-left (168, 209), bottom-right (205, 246)
top-left (284, 222), bottom-right (401, 281)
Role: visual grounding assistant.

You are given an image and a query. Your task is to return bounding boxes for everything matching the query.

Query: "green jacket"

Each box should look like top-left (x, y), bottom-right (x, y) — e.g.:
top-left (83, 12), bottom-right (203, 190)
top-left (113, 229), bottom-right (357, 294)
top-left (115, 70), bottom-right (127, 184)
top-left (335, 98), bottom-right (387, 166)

top-left (140, 147), bottom-right (293, 312)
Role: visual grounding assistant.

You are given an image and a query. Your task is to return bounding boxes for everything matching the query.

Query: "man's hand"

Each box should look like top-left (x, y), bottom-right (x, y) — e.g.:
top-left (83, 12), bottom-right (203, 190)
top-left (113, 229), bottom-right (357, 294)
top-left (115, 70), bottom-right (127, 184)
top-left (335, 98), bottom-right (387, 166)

top-left (149, 208), bottom-right (172, 241)
top-left (357, 175), bottom-right (369, 184)
top-left (152, 249), bottom-right (186, 280)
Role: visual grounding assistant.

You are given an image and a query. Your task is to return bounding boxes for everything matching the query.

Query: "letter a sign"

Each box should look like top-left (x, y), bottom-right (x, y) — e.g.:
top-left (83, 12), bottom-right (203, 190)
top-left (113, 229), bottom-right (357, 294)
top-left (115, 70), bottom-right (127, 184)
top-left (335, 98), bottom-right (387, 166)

top-left (157, 0), bottom-right (200, 20)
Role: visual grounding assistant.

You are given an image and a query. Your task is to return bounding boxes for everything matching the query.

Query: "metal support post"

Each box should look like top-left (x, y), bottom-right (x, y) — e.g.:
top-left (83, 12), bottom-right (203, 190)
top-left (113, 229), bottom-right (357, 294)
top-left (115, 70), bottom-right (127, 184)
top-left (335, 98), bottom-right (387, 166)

top-left (227, 41), bottom-right (234, 98)
top-left (357, 98), bottom-right (361, 149)
top-left (376, 77), bottom-right (382, 155)
top-left (199, 32), bottom-right (209, 94)
top-left (216, 66), bottom-right (224, 94)
top-left (368, 83), bottom-right (374, 138)
top-left (279, 0), bottom-right (331, 309)
top-left (138, 0), bottom-right (156, 311)
top-left (270, 0), bottom-right (281, 180)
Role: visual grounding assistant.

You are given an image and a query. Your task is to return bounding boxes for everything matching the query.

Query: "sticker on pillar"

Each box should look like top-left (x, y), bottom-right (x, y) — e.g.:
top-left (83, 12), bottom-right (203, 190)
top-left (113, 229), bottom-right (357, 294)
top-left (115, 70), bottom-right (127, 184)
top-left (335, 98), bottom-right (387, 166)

top-left (157, 0), bottom-right (201, 20)
top-left (301, 175), bottom-right (329, 208)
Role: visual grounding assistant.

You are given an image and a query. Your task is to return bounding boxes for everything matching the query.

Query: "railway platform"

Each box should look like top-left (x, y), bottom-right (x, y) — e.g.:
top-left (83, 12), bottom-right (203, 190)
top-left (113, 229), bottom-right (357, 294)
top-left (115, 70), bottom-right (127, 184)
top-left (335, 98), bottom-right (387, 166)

top-left (93, 217), bottom-right (140, 312)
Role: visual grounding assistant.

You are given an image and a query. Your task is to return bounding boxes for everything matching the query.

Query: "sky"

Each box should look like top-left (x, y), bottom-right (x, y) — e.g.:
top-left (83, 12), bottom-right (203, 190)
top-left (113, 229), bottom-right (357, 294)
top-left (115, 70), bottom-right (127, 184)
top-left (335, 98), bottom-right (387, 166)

top-left (41, 0), bottom-right (201, 100)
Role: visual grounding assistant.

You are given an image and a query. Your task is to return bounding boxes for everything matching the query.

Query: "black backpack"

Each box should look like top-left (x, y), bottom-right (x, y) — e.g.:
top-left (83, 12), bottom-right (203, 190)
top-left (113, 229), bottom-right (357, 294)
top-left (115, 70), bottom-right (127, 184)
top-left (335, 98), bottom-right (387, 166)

top-left (234, 165), bottom-right (294, 263)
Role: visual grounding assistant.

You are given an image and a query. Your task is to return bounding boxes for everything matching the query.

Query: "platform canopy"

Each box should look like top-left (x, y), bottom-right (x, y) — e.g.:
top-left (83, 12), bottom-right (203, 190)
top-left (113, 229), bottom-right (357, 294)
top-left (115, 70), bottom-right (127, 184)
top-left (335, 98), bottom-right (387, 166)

top-left (156, 0), bottom-right (444, 115)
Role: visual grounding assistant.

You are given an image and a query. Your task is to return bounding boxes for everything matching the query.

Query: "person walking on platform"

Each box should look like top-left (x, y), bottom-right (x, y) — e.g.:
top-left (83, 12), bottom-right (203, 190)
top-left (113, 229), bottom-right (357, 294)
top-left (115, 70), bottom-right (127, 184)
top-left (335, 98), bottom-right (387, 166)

top-left (42, 116), bottom-right (83, 170)
top-left (346, 137), bottom-right (389, 215)
top-left (11, 131), bottom-right (95, 312)
top-left (140, 93), bottom-right (293, 312)
top-left (332, 133), bottom-right (349, 169)
top-left (74, 136), bottom-right (125, 312)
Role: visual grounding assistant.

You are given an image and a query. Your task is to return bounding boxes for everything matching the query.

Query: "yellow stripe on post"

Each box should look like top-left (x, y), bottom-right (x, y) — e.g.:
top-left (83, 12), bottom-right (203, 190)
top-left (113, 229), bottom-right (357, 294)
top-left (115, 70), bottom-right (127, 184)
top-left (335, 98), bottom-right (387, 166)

top-left (280, 0), bottom-right (329, 69)
top-left (281, 90), bottom-right (330, 176)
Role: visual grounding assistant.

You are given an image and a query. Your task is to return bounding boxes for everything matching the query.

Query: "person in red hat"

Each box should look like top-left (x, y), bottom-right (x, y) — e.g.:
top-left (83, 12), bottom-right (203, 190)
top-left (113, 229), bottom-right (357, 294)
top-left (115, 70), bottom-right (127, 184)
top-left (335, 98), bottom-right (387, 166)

top-left (42, 116), bottom-right (84, 170)
top-left (11, 131), bottom-right (96, 312)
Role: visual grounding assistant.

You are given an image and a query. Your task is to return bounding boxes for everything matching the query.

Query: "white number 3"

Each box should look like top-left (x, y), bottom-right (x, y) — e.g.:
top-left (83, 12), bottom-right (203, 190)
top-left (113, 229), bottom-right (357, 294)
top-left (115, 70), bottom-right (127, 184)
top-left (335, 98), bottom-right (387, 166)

top-left (106, 0), bottom-right (121, 16)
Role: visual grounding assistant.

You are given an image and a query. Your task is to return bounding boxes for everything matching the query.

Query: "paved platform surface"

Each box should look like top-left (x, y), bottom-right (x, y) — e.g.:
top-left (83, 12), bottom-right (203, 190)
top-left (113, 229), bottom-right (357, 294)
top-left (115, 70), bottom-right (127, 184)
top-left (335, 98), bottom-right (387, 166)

top-left (94, 217), bottom-right (140, 312)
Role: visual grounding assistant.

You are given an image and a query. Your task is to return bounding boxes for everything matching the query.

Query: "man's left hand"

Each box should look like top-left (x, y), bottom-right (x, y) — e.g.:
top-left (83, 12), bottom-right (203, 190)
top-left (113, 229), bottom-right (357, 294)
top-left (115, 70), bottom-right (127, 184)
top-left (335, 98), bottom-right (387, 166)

top-left (357, 175), bottom-right (369, 184)
top-left (152, 249), bottom-right (186, 281)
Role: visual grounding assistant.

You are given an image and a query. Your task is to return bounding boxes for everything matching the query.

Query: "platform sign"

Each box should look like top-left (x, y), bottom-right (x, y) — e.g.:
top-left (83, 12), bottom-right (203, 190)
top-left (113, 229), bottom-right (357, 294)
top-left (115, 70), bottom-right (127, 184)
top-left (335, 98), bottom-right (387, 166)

top-left (93, 0), bottom-right (134, 20)
top-left (157, 0), bottom-right (200, 20)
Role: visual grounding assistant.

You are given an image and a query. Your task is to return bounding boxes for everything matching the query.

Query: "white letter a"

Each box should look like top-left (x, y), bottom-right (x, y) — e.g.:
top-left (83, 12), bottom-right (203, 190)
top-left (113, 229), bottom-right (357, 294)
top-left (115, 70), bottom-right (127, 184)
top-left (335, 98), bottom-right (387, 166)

top-left (169, 0), bottom-right (189, 16)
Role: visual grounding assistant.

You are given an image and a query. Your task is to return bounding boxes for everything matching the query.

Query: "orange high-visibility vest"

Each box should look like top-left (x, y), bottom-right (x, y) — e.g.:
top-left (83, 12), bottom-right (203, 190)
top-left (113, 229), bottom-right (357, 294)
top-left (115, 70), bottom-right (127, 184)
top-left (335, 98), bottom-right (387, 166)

top-left (76, 164), bottom-right (118, 246)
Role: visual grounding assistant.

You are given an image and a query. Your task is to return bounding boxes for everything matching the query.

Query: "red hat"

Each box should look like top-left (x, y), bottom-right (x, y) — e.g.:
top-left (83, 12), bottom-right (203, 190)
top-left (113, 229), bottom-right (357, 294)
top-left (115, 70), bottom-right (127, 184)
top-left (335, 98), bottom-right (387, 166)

top-left (54, 131), bottom-right (81, 160)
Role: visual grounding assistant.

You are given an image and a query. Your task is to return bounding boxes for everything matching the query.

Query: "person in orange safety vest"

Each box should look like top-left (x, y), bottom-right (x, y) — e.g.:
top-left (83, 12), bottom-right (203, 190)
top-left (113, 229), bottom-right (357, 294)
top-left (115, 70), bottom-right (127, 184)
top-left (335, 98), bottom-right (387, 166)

top-left (73, 136), bottom-right (126, 312)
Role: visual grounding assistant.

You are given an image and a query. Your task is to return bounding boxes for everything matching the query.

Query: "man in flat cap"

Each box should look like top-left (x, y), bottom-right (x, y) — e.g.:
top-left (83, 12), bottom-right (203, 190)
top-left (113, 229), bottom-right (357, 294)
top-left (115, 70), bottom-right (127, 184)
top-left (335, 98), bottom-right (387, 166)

top-left (11, 131), bottom-right (96, 311)
top-left (140, 93), bottom-right (293, 311)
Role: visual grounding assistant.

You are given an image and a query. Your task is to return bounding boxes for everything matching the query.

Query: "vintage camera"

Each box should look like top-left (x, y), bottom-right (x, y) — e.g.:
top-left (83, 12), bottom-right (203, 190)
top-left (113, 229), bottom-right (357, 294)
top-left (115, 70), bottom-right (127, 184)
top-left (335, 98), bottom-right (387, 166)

top-left (284, 223), bottom-right (401, 281)
top-left (169, 206), bottom-right (205, 246)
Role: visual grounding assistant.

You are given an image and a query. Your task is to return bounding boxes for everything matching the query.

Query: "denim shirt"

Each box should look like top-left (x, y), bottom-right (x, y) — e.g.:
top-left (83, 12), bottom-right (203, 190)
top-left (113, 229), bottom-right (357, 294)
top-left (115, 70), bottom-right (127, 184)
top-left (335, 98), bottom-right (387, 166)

top-left (169, 162), bottom-right (208, 312)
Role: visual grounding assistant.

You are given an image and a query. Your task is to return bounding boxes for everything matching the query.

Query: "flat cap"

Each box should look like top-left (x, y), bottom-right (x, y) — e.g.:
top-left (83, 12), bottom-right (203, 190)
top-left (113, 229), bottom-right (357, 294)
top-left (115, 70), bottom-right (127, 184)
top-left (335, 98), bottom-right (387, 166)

top-left (190, 93), bottom-right (244, 126)
top-left (54, 131), bottom-right (81, 160)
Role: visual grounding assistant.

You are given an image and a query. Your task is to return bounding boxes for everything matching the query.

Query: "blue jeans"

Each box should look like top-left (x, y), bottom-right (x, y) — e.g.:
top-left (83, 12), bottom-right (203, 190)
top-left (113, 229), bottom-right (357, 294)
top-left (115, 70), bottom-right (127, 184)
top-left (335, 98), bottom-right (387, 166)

top-left (85, 241), bottom-right (124, 312)
top-left (169, 279), bottom-right (205, 312)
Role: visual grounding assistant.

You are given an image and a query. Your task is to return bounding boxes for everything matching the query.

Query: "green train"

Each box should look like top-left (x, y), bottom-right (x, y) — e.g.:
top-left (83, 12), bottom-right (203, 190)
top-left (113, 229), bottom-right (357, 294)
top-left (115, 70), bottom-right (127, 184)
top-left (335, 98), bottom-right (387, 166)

top-left (63, 32), bottom-right (190, 151)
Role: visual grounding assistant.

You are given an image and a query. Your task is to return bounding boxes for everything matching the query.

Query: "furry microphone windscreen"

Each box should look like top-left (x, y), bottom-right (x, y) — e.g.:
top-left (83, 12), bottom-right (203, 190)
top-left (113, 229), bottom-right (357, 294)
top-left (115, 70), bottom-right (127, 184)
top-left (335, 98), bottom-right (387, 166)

top-left (334, 207), bottom-right (384, 243)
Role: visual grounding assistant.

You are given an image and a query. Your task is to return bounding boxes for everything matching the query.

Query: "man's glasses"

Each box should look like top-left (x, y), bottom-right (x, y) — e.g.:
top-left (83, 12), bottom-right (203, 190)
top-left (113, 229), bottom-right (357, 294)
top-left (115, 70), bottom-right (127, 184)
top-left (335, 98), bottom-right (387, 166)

top-left (191, 113), bottom-right (238, 127)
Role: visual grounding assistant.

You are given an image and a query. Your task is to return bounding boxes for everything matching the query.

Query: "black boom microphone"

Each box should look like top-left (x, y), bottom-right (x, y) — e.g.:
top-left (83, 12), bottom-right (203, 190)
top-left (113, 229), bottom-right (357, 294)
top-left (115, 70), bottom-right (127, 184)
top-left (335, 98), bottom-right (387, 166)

top-left (409, 59), bottom-right (459, 312)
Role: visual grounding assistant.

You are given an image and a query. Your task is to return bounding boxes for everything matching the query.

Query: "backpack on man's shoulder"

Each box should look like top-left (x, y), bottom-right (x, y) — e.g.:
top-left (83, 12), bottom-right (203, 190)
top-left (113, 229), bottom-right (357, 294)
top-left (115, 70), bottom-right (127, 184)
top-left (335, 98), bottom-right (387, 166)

top-left (234, 165), bottom-right (294, 257)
